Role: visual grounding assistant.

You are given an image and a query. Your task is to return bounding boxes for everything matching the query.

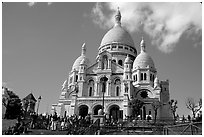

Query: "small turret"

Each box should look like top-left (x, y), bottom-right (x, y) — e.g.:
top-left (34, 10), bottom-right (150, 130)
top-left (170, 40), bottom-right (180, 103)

top-left (61, 79), bottom-right (68, 91)
top-left (154, 76), bottom-right (160, 88)
top-left (124, 54), bottom-right (131, 64)
top-left (123, 54), bottom-right (132, 81)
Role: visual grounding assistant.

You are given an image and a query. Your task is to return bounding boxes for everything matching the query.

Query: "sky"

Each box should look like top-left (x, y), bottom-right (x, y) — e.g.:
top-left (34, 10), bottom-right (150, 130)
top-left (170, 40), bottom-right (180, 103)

top-left (2, 2), bottom-right (202, 116)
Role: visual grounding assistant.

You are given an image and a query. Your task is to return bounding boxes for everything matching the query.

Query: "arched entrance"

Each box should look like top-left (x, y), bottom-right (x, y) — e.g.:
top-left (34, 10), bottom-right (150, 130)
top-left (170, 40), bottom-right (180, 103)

top-left (93, 105), bottom-right (102, 115)
top-left (78, 105), bottom-right (88, 118)
top-left (109, 105), bottom-right (120, 121)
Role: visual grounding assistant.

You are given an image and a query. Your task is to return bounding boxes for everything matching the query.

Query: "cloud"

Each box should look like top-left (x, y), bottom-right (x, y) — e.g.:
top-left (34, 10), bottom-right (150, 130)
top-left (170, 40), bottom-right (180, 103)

top-left (47, 2), bottom-right (52, 6)
top-left (2, 82), bottom-right (7, 87)
top-left (28, 2), bottom-right (36, 7)
top-left (91, 3), bottom-right (113, 29)
top-left (27, 2), bottom-right (53, 7)
top-left (90, 2), bottom-right (202, 53)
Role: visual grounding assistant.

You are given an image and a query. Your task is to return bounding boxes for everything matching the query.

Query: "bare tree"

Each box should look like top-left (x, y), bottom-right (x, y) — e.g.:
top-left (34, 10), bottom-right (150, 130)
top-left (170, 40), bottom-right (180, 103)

top-left (185, 97), bottom-right (202, 118)
top-left (151, 101), bottom-right (161, 124)
top-left (128, 99), bottom-right (144, 118)
top-left (169, 99), bottom-right (178, 122)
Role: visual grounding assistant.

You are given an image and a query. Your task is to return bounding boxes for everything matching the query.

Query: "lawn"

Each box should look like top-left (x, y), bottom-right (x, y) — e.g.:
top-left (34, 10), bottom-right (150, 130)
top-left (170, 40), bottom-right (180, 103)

top-left (2, 119), bottom-right (17, 132)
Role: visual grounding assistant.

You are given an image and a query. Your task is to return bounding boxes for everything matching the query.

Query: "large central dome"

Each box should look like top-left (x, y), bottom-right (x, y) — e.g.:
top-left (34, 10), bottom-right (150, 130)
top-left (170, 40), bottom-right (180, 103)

top-left (100, 25), bottom-right (135, 48)
top-left (99, 8), bottom-right (135, 51)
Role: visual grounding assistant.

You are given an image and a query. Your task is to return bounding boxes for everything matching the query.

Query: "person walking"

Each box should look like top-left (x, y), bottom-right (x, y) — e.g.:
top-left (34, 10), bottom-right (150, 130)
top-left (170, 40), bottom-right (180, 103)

top-left (51, 112), bottom-right (58, 131)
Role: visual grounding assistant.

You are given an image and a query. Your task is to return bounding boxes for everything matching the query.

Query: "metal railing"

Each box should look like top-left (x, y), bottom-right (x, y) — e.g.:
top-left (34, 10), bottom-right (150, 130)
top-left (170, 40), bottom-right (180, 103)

top-left (163, 122), bottom-right (202, 135)
top-left (82, 118), bottom-right (100, 135)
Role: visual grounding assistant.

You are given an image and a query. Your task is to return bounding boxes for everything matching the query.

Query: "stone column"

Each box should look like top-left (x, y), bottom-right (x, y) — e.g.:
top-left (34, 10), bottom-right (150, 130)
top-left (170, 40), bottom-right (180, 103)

top-left (96, 82), bottom-right (100, 96)
top-left (88, 106), bottom-right (92, 115)
top-left (105, 81), bottom-right (109, 96)
top-left (147, 70), bottom-right (150, 82)
top-left (137, 70), bottom-right (140, 82)
top-left (97, 57), bottom-right (102, 69)
top-left (108, 59), bottom-right (111, 69)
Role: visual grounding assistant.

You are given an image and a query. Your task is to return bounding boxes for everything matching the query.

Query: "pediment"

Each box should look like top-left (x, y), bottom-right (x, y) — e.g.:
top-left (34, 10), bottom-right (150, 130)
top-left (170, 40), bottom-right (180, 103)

top-left (86, 62), bottom-right (99, 74)
top-left (111, 61), bottom-right (124, 73)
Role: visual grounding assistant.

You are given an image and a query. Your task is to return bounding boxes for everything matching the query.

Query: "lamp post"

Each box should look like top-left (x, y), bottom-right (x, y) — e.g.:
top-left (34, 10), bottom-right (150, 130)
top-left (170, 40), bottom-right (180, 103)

top-left (74, 82), bottom-right (78, 115)
top-left (36, 96), bottom-right (42, 115)
top-left (101, 76), bottom-right (108, 114)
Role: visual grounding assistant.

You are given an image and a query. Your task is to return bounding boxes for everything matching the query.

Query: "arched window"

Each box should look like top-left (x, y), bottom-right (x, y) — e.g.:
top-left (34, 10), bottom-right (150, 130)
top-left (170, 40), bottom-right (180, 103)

top-left (100, 77), bottom-right (108, 94)
top-left (89, 87), bottom-right (92, 97)
top-left (116, 86), bottom-right (120, 96)
top-left (112, 59), bottom-right (116, 63)
top-left (133, 75), bottom-right (135, 81)
top-left (150, 74), bottom-right (152, 81)
top-left (75, 75), bottom-right (78, 82)
top-left (136, 74), bottom-right (137, 81)
top-left (118, 60), bottom-right (123, 66)
top-left (114, 78), bottom-right (121, 97)
top-left (102, 55), bottom-right (108, 69)
top-left (141, 73), bottom-right (143, 80)
top-left (88, 79), bottom-right (94, 96)
top-left (144, 73), bottom-right (147, 80)
top-left (126, 75), bottom-right (128, 79)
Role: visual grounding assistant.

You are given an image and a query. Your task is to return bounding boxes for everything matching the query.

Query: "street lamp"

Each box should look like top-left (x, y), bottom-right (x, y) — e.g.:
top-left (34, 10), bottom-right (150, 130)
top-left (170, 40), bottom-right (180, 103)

top-left (101, 76), bottom-right (108, 114)
top-left (74, 82), bottom-right (78, 115)
top-left (36, 96), bottom-right (42, 115)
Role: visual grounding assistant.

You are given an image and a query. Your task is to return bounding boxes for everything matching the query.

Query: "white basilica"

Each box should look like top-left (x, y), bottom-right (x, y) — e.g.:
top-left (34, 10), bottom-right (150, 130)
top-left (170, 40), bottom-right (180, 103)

top-left (52, 9), bottom-right (172, 121)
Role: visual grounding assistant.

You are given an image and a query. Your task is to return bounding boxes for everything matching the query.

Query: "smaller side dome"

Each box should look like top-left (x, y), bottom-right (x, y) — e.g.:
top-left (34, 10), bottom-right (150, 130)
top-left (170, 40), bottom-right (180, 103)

top-left (133, 38), bottom-right (155, 70)
top-left (133, 52), bottom-right (155, 69)
top-left (72, 43), bottom-right (90, 71)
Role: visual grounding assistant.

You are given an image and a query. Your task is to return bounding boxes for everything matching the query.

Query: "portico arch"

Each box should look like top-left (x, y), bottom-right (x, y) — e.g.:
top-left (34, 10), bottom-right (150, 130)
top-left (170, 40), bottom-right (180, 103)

top-left (108, 104), bottom-right (121, 121)
top-left (78, 105), bottom-right (88, 118)
top-left (92, 104), bottom-right (103, 115)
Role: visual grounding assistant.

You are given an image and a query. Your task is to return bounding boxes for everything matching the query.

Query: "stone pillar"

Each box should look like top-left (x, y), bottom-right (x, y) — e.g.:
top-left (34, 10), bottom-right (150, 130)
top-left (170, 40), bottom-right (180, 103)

top-left (127, 104), bottom-right (132, 118)
top-left (147, 70), bottom-right (150, 82)
top-left (108, 59), bottom-right (111, 69)
top-left (96, 82), bottom-right (100, 96)
top-left (137, 70), bottom-right (140, 82)
top-left (97, 57), bottom-right (102, 69)
top-left (70, 94), bottom-right (78, 115)
top-left (88, 106), bottom-right (92, 115)
top-left (107, 81), bottom-right (111, 96)
top-left (94, 82), bottom-right (97, 96)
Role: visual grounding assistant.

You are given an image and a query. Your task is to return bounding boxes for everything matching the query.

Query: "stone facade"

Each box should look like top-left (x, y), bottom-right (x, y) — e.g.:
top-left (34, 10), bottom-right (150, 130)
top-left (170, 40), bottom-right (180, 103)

top-left (52, 9), bottom-right (173, 121)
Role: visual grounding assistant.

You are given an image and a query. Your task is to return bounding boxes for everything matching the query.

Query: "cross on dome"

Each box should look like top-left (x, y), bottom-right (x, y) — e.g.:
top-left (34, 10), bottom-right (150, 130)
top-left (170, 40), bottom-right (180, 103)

top-left (115, 7), bottom-right (121, 26)
top-left (81, 43), bottom-right (86, 55)
top-left (140, 37), bottom-right (146, 52)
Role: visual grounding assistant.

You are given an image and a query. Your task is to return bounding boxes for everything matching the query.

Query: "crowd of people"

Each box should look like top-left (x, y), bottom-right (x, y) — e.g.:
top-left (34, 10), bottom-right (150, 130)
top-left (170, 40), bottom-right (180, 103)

top-left (5, 111), bottom-right (201, 135)
top-left (4, 112), bottom-right (94, 135)
top-left (48, 112), bottom-right (93, 134)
